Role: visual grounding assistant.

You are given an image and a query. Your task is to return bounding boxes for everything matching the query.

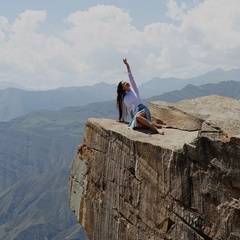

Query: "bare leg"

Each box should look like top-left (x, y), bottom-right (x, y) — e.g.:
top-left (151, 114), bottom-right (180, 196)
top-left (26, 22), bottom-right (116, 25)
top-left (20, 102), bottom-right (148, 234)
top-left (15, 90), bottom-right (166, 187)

top-left (134, 122), bottom-right (145, 129)
top-left (136, 112), bottom-right (164, 135)
top-left (153, 123), bottom-right (163, 129)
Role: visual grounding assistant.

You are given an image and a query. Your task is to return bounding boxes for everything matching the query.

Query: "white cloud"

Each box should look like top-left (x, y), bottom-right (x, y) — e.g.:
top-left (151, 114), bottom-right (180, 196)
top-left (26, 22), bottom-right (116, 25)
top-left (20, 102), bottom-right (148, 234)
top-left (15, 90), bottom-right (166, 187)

top-left (0, 16), bottom-right (9, 32)
top-left (143, 0), bottom-right (240, 79)
top-left (62, 5), bottom-right (145, 85)
top-left (12, 10), bottom-right (47, 34)
top-left (0, 10), bottom-right (85, 89)
top-left (166, 0), bottom-right (188, 21)
top-left (63, 5), bottom-right (143, 54)
top-left (182, 0), bottom-right (240, 72)
top-left (0, 1), bottom-right (240, 89)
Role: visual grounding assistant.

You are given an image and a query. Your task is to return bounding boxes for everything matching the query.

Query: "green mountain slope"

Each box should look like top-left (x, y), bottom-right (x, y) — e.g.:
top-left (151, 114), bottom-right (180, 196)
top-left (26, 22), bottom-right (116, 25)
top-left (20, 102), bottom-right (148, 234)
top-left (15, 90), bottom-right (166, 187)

top-left (0, 170), bottom-right (84, 240)
top-left (139, 68), bottom-right (240, 98)
top-left (148, 81), bottom-right (240, 102)
top-left (0, 100), bottom-right (116, 240)
top-left (0, 83), bottom-right (117, 122)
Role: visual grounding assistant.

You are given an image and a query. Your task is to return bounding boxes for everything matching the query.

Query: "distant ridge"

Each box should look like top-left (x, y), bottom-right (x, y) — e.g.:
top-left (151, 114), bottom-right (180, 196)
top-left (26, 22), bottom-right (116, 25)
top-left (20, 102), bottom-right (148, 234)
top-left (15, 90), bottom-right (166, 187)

top-left (147, 80), bottom-right (240, 103)
top-left (188, 68), bottom-right (240, 86)
top-left (0, 68), bottom-right (239, 122)
top-left (0, 82), bottom-right (117, 122)
top-left (0, 80), bottom-right (25, 90)
top-left (139, 68), bottom-right (240, 98)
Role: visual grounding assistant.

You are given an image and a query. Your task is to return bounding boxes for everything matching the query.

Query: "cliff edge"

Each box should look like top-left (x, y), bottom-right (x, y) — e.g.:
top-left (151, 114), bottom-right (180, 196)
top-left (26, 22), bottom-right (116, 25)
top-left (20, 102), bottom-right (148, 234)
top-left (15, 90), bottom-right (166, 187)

top-left (69, 95), bottom-right (240, 240)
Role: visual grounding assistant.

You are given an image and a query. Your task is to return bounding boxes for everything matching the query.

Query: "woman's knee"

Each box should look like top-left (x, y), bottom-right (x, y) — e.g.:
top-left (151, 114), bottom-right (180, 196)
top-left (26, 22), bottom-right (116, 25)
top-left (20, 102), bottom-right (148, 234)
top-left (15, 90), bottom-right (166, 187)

top-left (136, 115), bottom-right (141, 121)
top-left (137, 112), bottom-right (146, 118)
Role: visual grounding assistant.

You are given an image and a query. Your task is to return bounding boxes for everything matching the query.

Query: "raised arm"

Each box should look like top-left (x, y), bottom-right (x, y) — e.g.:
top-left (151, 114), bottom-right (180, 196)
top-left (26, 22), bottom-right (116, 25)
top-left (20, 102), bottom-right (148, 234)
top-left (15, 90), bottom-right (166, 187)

top-left (123, 58), bottom-right (140, 98)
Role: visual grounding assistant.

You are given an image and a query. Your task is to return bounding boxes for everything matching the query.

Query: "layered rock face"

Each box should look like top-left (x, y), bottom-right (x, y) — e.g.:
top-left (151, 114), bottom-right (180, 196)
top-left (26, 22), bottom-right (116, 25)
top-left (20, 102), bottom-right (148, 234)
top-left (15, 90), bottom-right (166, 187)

top-left (69, 95), bottom-right (240, 240)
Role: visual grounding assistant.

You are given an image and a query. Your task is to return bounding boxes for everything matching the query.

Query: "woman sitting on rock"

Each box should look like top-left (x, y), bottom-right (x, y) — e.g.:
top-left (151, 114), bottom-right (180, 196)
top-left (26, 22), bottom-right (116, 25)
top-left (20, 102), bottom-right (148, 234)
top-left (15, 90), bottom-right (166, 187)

top-left (116, 58), bottom-right (164, 135)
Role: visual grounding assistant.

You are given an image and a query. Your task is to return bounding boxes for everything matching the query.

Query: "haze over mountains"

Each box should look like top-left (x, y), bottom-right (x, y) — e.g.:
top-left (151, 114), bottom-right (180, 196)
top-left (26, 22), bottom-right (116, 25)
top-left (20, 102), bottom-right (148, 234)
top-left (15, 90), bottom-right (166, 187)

top-left (0, 68), bottom-right (240, 123)
top-left (0, 80), bottom-right (25, 90)
top-left (0, 83), bottom-right (117, 122)
top-left (148, 80), bottom-right (240, 103)
top-left (139, 68), bottom-right (240, 98)
top-left (0, 101), bottom-right (116, 240)
top-left (0, 67), bottom-right (239, 239)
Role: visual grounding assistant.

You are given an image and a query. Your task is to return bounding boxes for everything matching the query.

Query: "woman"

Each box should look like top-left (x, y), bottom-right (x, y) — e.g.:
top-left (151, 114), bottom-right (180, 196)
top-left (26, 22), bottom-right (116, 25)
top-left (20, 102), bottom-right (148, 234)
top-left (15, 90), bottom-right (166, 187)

top-left (116, 58), bottom-right (164, 135)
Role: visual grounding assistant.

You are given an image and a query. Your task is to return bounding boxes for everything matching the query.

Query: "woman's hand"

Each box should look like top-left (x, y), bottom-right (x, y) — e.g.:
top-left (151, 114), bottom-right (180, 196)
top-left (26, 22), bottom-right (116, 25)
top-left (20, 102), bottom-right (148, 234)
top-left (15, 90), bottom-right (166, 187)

top-left (123, 58), bottom-right (128, 65)
top-left (123, 58), bottom-right (130, 72)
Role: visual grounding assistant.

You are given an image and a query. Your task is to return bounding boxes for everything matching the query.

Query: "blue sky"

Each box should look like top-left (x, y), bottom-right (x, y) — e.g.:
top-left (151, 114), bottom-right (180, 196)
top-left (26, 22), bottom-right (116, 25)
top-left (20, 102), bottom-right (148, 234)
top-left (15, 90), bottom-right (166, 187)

top-left (2, 1), bottom-right (169, 29)
top-left (0, 0), bottom-right (239, 89)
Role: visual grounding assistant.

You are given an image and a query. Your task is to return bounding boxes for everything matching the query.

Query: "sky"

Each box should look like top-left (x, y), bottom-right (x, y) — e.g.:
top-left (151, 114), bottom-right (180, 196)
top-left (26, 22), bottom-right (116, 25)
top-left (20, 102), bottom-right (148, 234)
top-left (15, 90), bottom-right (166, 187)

top-left (0, 0), bottom-right (240, 89)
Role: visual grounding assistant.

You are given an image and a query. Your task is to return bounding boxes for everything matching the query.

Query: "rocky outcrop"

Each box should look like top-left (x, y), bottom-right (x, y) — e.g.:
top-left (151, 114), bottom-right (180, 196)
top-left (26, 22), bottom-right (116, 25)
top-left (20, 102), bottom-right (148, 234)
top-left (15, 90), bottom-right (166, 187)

top-left (69, 95), bottom-right (240, 240)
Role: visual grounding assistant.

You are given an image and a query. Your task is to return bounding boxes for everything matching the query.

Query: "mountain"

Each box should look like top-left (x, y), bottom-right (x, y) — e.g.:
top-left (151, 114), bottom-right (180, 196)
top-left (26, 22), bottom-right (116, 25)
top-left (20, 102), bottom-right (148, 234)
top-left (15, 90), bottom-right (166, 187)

top-left (139, 68), bottom-right (240, 98)
top-left (0, 82), bottom-right (117, 122)
top-left (0, 170), bottom-right (83, 240)
top-left (187, 68), bottom-right (240, 86)
top-left (0, 80), bottom-right (25, 90)
top-left (1, 68), bottom-right (239, 122)
top-left (138, 77), bottom-right (184, 98)
top-left (148, 80), bottom-right (240, 103)
top-left (1, 80), bottom-right (240, 239)
top-left (0, 100), bottom-right (116, 240)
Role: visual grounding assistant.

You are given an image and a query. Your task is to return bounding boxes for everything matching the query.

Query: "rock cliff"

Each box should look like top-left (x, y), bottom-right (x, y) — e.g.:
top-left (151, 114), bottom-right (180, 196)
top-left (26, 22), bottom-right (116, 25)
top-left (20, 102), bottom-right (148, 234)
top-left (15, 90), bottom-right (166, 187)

top-left (69, 95), bottom-right (240, 240)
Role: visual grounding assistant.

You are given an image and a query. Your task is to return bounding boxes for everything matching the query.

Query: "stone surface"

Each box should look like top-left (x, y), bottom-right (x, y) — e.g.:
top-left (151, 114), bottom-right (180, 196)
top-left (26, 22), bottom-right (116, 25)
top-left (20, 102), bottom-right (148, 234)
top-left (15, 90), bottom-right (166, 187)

top-left (148, 101), bottom-right (204, 131)
top-left (174, 95), bottom-right (240, 137)
top-left (69, 95), bottom-right (240, 240)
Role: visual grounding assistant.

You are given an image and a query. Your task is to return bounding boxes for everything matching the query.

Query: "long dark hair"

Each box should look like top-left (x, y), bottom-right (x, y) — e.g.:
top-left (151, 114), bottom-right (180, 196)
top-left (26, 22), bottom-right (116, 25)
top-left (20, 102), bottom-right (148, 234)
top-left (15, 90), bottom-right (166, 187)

top-left (116, 81), bottom-right (126, 121)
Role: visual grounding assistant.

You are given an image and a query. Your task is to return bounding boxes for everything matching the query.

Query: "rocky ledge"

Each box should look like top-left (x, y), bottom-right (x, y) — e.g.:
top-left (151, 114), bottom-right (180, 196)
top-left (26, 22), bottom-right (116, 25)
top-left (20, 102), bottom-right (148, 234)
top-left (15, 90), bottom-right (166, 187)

top-left (69, 95), bottom-right (240, 240)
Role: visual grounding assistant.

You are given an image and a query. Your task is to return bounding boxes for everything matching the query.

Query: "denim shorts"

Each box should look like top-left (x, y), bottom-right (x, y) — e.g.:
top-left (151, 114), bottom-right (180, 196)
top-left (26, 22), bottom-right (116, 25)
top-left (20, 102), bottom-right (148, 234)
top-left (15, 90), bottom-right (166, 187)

top-left (128, 104), bottom-right (151, 129)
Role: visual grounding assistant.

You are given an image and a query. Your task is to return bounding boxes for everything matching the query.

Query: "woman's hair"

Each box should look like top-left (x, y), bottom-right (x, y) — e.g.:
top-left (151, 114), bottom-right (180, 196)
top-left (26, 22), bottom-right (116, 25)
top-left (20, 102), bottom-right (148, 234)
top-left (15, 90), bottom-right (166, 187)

top-left (116, 81), bottom-right (126, 121)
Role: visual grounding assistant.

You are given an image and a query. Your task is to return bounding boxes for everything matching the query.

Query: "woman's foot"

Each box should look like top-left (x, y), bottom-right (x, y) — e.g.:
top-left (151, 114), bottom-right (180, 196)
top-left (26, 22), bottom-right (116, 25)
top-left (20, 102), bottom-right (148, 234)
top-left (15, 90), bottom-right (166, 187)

top-left (157, 129), bottom-right (165, 135)
top-left (154, 123), bottom-right (163, 129)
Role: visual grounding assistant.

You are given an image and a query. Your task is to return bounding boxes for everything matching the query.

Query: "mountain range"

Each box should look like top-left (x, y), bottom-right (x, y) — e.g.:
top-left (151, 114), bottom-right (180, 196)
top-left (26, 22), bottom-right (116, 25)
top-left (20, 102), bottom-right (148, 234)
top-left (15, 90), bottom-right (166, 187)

top-left (0, 68), bottom-right (239, 122)
top-left (0, 77), bottom-right (240, 239)
top-left (0, 83), bottom-right (117, 122)
top-left (139, 68), bottom-right (240, 98)
top-left (0, 101), bottom-right (117, 240)
top-left (148, 80), bottom-right (240, 102)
